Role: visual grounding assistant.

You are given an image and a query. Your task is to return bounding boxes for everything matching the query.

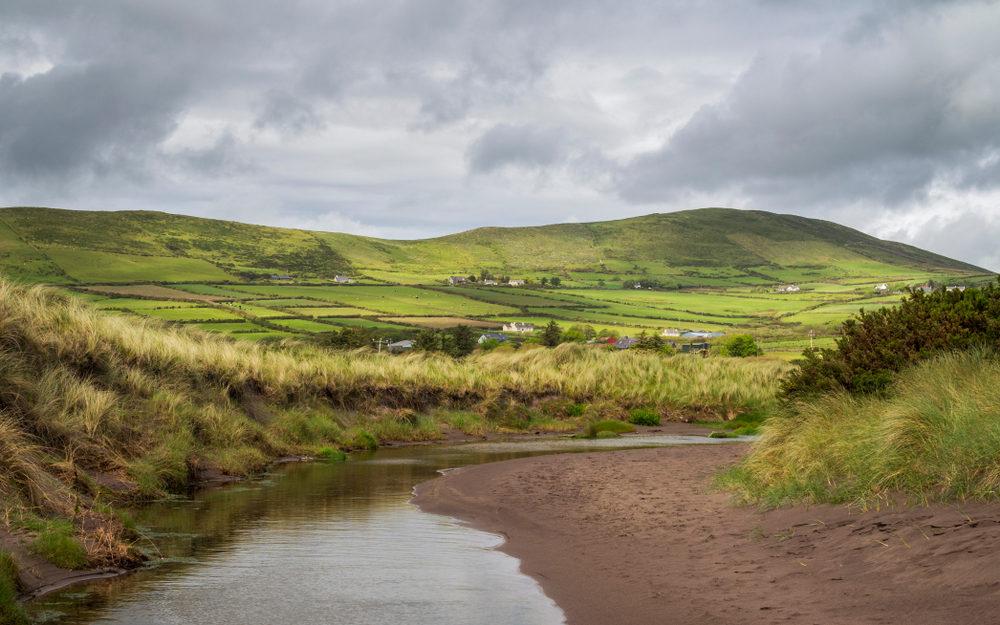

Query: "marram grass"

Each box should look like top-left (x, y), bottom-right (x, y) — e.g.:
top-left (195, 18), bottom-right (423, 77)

top-left (0, 278), bottom-right (789, 570)
top-left (718, 348), bottom-right (1000, 506)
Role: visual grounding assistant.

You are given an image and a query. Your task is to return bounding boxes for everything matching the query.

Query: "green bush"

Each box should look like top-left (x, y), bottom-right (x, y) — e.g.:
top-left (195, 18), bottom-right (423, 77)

top-left (782, 279), bottom-right (1000, 398)
top-left (596, 430), bottom-right (620, 438)
top-left (628, 408), bottom-right (661, 426)
top-left (719, 334), bottom-right (757, 358)
top-left (566, 403), bottom-right (587, 417)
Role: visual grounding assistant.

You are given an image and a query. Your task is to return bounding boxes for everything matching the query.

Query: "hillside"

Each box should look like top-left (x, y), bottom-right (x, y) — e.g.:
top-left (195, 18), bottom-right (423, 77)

top-left (0, 206), bottom-right (985, 286)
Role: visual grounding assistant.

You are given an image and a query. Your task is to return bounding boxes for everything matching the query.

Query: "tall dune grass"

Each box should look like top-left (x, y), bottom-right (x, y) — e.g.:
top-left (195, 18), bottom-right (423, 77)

top-left (0, 277), bottom-right (789, 567)
top-left (719, 348), bottom-right (1000, 506)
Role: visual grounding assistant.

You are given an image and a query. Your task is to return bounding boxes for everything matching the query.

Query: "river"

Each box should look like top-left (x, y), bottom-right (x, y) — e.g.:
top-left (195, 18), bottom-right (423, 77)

top-left (25, 435), bottom-right (739, 624)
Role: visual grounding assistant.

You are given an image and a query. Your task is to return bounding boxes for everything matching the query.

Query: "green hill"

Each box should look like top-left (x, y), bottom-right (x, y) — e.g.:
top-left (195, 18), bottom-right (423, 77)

top-left (0, 206), bottom-right (986, 286)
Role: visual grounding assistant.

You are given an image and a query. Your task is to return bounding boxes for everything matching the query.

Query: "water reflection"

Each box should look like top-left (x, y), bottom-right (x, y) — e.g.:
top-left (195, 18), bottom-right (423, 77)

top-left (26, 435), bottom-right (742, 624)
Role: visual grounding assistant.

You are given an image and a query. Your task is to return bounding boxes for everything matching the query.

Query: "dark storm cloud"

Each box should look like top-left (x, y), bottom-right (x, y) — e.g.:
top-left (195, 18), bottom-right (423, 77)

top-left (616, 2), bottom-right (1000, 212)
top-left (0, 62), bottom-right (188, 181)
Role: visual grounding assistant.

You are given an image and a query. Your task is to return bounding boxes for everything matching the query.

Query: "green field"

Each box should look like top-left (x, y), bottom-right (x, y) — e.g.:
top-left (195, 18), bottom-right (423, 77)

top-left (141, 307), bottom-right (246, 322)
top-left (44, 250), bottom-right (232, 283)
top-left (93, 298), bottom-right (203, 310)
top-left (292, 307), bottom-right (370, 317)
top-left (219, 303), bottom-right (295, 317)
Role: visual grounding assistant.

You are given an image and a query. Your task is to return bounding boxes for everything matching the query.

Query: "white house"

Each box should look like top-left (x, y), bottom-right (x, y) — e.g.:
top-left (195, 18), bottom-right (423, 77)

top-left (334, 275), bottom-right (353, 283)
top-left (483, 279), bottom-right (498, 285)
top-left (508, 279), bottom-right (526, 286)
top-left (777, 285), bottom-right (800, 293)
top-left (661, 328), bottom-right (681, 337)
top-left (502, 322), bottom-right (535, 333)
top-left (875, 283), bottom-right (888, 293)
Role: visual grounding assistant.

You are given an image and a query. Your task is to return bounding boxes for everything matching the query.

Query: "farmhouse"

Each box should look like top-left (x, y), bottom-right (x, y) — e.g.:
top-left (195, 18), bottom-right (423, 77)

top-left (508, 279), bottom-right (526, 286)
top-left (478, 333), bottom-right (509, 344)
top-left (449, 276), bottom-right (468, 284)
top-left (875, 283), bottom-right (888, 293)
top-left (503, 322), bottom-right (535, 333)
top-left (483, 280), bottom-right (499, 285)
top-left (388, 340), bottom-right (414, 353)
top-left (661, 328), bottom-right (681, 337)
top-left (270, 275), bottom-right (293, 281)
top-left (334, 275), bottom-right (354, 283)
top-left (946, 285), bottom-right (966, 292)
top-left (614, 336), bottom-right (640, 350)
top-left (776, 285), bottom-right (800, 293)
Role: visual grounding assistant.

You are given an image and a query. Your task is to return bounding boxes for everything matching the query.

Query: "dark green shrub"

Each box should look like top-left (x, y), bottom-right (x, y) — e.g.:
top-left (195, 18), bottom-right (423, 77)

top-left (782, 279), bottom-right (1000, 398)
top-left (628, 408), bottom-right (660, 426)
top-left (566, 403), bottom-right (587, 417)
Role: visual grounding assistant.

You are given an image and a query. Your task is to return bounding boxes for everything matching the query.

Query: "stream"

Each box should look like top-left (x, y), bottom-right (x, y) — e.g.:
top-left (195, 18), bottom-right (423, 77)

top-left (25, 435), bottom-right (740, 624)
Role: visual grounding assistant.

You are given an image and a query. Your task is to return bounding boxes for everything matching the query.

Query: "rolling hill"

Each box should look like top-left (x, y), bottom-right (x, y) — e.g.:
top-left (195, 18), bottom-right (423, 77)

top-left (0, 206), bottom-right (986, 286)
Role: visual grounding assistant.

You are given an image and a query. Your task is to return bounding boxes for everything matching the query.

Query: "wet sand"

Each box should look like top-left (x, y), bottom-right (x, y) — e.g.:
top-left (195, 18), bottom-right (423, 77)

top-left (412, 444), bottom-right (1000, 625)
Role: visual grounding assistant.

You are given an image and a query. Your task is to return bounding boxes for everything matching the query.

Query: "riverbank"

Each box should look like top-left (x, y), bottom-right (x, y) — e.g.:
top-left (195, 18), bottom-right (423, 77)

top-left (412, 444), bottom-right (1000, 625)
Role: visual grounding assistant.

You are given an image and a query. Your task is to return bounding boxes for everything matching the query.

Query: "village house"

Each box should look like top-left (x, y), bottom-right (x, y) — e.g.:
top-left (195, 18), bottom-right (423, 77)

top-left (661, 328), bottom-right (681, 337)
top-left (614, 336), bottom-right (641, 350)
top-left (387, 340), bottom-right (414, 353)
top-left (776, 285), bottom-right (800, 293)
top-left (508, 279), bottom-right (526, 286)
top-left (270, 275), bottom-right (293, 281)
top-left (449, 276), bottom-right (468, 284)
top-left (946, 285), bottom-right (966, 292)
top-left (502, 322), bottom-right (535, 333)
top-left (875, 283), bottom-right (888, 293)
top-left (477, 333), bottom-right (509, 344)
top-left (483, 279), bottom-right (499, 285)
top-left (334, 275), bottom-right (353, 283)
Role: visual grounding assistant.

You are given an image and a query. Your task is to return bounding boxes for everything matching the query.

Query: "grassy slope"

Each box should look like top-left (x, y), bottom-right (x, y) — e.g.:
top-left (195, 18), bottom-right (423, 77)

top-left (0, 207), bottom-right (985, 285)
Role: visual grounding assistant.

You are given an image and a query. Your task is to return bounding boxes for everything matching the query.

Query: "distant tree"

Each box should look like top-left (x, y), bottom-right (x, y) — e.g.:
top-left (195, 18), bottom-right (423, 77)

top-left (550, 277), bottom-right (561, 287)
top-left (621, 280), bottom-right (634, 289)
top-left (719, 334), bottom-right (757, 358)
top-left (540, 277), bottom-right (549, 286)
top-left (560, 330), bottom-right (586, 342)
top-left (479, 338), bottom-right (501, 351)
top-left (414, 330), bottom-right (440, 352)
top-left (541, 320), bottom-right (562, 347)
top-left (449, 325), bottom-right (477, 357)
top-left (582, 325), bottom-right (597, 339)
top-left (468, 274), bottom-right (477, 283)
top-left (479, 269), bottom-right (494, 281)
top-left (597, 279), bottom-right (606, 288)
top-left (323, 325), bottom-right (374, 350)
top-left (597, 328), bottom-right (619, 339)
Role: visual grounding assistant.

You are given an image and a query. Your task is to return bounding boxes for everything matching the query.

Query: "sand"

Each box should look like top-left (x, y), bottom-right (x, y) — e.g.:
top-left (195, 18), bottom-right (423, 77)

top-left (412, 443), bottom-right (1000, 625)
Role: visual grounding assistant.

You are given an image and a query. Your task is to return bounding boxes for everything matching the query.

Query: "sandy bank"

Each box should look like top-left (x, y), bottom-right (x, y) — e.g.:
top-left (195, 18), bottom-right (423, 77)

top-left (412, 444), bottom-right (1000, 625)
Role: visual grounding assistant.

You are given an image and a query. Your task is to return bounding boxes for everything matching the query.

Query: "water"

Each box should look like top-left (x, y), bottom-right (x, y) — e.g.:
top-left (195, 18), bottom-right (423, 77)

top-left (25, 435), bottom-right (742, 624)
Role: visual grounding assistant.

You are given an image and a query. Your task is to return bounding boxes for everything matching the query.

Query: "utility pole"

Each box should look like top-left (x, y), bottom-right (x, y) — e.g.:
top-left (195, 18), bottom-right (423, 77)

top-left (372, 337), bottom-right (390, 353)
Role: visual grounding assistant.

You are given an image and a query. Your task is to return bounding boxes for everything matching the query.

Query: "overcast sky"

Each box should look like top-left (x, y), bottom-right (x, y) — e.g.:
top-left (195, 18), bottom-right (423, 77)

top-left (1, 0), bottom-right (999, 269)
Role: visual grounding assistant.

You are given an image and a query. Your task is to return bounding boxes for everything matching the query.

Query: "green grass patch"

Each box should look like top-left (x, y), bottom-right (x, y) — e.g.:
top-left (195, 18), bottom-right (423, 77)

top-left (26, 519), bottom-right (89, 569)
top-left (44, 249), bottom-right (232, 282)
top-left (594, 419), bottom-right (636, 433)
top-left (0, 549), bottom-right (27, 625)
top-left (628, 408), bottom-right (661, 426)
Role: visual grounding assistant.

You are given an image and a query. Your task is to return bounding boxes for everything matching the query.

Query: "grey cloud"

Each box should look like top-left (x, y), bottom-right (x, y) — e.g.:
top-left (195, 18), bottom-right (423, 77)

top-left (467, 123), bottom-right (569, 173)
top-left (0, 62), bottom-right (187, 182)
top-left (616, 3), bottom-right (1000, 210)
top-left (253, 91), bottom-right (325, 136)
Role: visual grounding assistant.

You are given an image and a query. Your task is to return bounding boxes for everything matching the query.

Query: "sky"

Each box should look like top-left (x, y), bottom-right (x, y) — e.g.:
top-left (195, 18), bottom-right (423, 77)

top-left (1, 0), bottom-right (999, 270)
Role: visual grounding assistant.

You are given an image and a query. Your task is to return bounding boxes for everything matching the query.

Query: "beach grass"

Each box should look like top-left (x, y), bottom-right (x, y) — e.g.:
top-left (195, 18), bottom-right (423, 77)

top-left (718, 348), bottom-right (1000, 506)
